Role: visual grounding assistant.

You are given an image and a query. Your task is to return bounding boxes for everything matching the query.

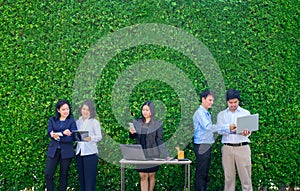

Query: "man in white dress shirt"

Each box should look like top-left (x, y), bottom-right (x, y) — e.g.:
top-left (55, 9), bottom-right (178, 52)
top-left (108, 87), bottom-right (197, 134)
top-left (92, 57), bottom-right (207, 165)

top-left (217, 89), bottom-right (253, 191)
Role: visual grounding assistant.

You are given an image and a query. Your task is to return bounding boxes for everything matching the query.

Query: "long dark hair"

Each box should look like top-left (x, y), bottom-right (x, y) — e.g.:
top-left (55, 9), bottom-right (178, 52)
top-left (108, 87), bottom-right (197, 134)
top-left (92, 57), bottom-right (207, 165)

top-left (79, 99), bottom-right (97, 119)
top-left (54, 100), bottom-right (72, 120)
top-left (141, 101), bottom-right (156, 123)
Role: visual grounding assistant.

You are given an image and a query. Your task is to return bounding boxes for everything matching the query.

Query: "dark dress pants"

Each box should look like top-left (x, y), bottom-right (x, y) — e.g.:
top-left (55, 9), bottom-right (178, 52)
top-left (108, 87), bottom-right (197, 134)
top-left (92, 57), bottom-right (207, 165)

top-left (76, 154), bottom-right (98, 191)
top-left (194, 144), bottom-right (212, 191)
top-left (45, 149), bottom-right (72, 191)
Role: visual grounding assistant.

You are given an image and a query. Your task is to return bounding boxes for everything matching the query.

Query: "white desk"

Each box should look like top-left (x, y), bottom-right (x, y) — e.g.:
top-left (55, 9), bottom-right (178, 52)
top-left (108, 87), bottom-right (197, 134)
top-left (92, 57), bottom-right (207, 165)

top-left (119, 159), bottom-right (192, 191)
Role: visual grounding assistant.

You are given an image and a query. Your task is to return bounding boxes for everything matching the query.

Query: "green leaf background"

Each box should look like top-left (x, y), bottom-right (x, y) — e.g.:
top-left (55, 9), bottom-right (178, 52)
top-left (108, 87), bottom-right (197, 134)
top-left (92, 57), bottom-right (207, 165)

top-left (0, 0), bottom-right (299, 190)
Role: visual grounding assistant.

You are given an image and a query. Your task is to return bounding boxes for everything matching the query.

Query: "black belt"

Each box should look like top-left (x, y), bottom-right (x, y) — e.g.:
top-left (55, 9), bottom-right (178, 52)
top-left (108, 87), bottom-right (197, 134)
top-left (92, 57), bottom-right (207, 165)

top-left (224, 142), bottom-right (249, 147)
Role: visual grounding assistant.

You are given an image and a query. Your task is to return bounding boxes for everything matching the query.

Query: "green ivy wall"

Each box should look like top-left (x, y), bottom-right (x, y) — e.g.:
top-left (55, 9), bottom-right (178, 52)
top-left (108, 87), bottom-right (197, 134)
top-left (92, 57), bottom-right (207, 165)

top-left (0, 0), bottom-right (299, 190)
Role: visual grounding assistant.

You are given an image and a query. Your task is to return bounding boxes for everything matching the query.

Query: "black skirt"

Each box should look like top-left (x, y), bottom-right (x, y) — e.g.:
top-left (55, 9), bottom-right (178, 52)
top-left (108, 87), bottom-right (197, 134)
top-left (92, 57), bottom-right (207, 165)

top-left (136, 164), bottom-right (159, 173)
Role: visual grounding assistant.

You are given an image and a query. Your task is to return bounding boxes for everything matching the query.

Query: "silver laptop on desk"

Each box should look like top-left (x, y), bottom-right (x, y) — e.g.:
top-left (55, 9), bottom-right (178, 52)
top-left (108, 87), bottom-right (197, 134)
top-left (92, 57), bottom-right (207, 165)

top-left (119, 144), bottom-right (148, 160)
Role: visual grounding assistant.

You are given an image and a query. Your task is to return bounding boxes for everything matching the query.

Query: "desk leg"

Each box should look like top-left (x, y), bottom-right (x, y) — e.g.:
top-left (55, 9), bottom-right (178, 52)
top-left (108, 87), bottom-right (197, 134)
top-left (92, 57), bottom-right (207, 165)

top-left (184, 164), bottom-right (190, 191)
top-left (121, 164), bottom-right (125, 191)
top-left (184, 164), bottom-right (187, 191)
top-left (188, 163), bottom-right (190, 191)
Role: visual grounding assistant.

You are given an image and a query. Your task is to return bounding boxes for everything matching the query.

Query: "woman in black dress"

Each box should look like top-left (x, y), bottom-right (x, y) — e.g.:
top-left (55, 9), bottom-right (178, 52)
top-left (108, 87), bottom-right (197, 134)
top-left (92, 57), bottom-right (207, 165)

top-left (129, 101), bottom-right (170, 191)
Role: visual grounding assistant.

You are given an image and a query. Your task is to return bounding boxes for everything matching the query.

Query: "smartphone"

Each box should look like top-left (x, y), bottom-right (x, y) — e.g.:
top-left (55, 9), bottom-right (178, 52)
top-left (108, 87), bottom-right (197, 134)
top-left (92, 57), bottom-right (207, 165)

top-left (128, 123), bottom-right (135, 130)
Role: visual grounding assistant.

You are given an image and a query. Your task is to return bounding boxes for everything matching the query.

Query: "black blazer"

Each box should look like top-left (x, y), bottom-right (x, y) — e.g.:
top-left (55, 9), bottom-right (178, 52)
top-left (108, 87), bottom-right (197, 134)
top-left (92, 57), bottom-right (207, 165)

top-left (129, 118), bottom-right (169, 158)
top-left (46, 117), bottom-right (77, 159)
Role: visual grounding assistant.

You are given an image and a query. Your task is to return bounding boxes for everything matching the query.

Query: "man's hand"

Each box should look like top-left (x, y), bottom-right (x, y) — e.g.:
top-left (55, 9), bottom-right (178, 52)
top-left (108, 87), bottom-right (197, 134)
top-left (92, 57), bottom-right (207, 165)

top-left (230, 124), bottom-right (236, 132)
top-left (242, 129), bottom-right (251, 136)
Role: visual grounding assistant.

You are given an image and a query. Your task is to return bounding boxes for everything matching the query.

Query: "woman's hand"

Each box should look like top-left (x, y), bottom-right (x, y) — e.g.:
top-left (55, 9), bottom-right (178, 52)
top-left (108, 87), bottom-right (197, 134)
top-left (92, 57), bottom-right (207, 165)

top-left (50, 131), bottom-right (60, 141)
top-left (63, 129), bottom-right (72, 136)
top-left (83, 136), bottom-right (91, 142)
top-left (129, 126), bottom-right (136, 134)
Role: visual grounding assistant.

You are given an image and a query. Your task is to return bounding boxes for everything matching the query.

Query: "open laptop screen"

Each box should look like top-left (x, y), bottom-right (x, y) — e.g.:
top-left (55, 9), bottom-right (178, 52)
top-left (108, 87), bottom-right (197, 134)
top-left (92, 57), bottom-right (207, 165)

top-left (119, 144), bottom-right (148, 160)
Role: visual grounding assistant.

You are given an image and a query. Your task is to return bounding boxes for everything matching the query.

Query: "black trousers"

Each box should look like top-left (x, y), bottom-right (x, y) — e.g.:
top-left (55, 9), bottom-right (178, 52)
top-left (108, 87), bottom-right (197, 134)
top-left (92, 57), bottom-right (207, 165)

top-left (193, 144), bottom-right (212, 191)
top-left (45, 149), bottom-right (72, 191)
top-left (76, 154), bottom-right (98, 191)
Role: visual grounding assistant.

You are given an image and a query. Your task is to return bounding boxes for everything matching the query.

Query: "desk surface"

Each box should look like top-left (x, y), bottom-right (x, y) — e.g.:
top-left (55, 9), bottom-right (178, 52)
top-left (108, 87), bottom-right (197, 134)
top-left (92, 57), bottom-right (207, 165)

top-left (119, 158), bottom-right (192, 165)
top-left (120, 158), bottom-right (191, 191)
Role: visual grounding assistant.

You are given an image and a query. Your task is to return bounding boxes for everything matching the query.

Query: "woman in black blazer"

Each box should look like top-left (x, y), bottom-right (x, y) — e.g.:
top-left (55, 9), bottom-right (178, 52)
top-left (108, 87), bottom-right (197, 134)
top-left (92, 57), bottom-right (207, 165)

top-left (45, 100), bottom-right (77, 191)
top-left (129, 101), bottom-right (170, 191)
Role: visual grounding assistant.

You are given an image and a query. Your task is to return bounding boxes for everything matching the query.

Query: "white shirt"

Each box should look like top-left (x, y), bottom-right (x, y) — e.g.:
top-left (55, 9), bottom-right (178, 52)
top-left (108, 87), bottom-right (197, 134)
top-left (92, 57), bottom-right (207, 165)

top-left (76, 117), bottom-right (102, 156)
top-left (217, 106), bottom-right (251, 143)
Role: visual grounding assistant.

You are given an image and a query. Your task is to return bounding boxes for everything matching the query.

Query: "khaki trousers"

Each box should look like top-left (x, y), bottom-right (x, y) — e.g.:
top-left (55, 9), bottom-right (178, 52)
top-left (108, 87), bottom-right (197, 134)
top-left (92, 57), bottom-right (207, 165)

top-left (222, 144), bottom-right (252, 191)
